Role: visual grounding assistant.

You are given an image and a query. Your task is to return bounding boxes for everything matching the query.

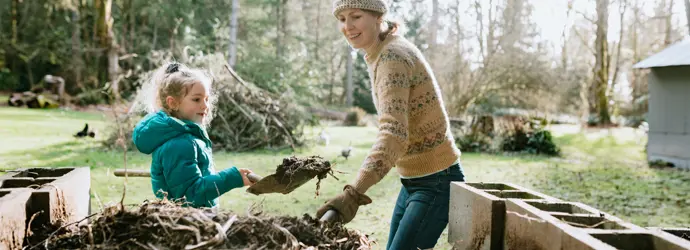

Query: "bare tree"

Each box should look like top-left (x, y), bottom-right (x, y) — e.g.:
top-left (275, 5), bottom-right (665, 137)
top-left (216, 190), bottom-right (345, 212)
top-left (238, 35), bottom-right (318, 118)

top-left (629, 0), bottom-right (644, 107)
top-left (315, 0), bottom-right (323, 60)
top-left (561, 0), bottom-right (574, 71)
top-left (474, 0), bottom-right (486, 63)
top-left (71, 6), bottom-right (83, 94)
top-left (345, 46), bottom-right (354, 107)
top-left (428, 0), bottom-right (439, 64)
top-left (276, 0), bottom-right (288, 59)
top-left (593, 0), bottom-right (611, 125)
top-left (96, 0), bottom-right (120, 100)
top-left (610, 0), bottom-right (628, 95)
top-left (685, 0), bottom-right (690, 34)
top-left (228, 0), bottom-right (239, 67)
top-left (11, 0), bottom-right (18, 45)
top-left (664, 0), bottom-right (675, 46)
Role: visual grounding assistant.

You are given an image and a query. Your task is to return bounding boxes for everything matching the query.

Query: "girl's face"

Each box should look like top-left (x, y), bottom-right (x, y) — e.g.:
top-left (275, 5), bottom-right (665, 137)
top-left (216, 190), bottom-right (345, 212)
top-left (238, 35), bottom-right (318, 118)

top-left (337, 9), bottom-right (382, 49)
top-left (167, 82), bottom-right (210, 125)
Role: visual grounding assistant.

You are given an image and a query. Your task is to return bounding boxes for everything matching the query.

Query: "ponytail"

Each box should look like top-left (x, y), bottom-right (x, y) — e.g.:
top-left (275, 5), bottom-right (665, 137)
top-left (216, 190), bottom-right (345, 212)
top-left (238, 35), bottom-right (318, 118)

top-left (379, 20), bottom-right (399, 41)
top-left (362, 10), bottom-right (399, 41)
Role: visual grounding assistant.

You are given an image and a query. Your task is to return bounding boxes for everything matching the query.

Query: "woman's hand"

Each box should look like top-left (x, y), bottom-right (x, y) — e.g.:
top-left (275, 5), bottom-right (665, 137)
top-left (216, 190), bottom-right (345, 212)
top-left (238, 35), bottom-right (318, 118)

top-left (316, 185), bottom-right (372, 223)
top-left (238, 168), bottom-right (255, 186)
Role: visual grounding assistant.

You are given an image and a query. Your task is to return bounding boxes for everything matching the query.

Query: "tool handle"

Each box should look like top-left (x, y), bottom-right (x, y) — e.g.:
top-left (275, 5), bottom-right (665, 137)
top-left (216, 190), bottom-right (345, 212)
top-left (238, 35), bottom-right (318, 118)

top-left (113, 169), bottom-right (150, 177)
top-left (246, 172), bottom-right (263, 183)
top-left (319, 209), bottom-right (339, 222)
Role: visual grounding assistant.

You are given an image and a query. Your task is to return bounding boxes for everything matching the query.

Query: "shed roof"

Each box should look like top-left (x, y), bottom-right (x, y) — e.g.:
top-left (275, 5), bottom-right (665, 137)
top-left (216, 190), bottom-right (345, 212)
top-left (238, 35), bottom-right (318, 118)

top-left (633, 37), bottom-right (690, 69)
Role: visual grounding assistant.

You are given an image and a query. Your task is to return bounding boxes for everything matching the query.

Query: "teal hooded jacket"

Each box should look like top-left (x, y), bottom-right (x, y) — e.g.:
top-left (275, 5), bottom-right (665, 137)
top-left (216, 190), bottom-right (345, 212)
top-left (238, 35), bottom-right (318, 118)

top-left (132, 111), bottom-right (244, 208)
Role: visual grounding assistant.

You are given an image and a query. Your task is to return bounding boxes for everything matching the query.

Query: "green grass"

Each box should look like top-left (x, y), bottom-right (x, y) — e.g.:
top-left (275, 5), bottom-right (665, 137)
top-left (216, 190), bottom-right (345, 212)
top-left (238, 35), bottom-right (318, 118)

top-left (1, 106), bottom-right (689, 249)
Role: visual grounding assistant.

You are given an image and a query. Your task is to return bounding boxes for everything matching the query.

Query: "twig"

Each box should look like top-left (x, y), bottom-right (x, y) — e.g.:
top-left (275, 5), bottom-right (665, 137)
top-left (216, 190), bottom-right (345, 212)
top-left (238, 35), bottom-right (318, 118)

top-left (131, 239), bottom-right (153, 250)
top-left (91, 189), bottom-right (105, 212)
top-left (87, 224), bottom-right (94, 246)
top-left (222, 215), bottom-right (238, 233)
top-left (172, 225), bottom-right (202, 244)
top-left (506, 211), bottom-right (546, 224)
top-left (28, 212), bottom-right (100, 250)
top-left (225, 96), bottom-right (254, 122)
top-left (271, 222), bottom-right (300, 250)
top-left (560, 218), bottom-right (610, 229)
top-left (25, 211), bottom-right (43, 239)
top-left (223, 63), bottom-right (250, 90)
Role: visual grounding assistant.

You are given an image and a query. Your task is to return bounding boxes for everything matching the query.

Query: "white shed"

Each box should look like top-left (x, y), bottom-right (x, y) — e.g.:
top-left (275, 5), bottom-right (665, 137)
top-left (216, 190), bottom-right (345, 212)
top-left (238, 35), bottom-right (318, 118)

top-left (633, 37), bottom-right (690, 169)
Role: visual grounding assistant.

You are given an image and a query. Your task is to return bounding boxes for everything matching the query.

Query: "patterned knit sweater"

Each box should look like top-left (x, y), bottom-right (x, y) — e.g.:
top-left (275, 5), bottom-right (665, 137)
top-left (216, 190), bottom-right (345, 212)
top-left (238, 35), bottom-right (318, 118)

top-left (353, 34), bottom-right (462, 194)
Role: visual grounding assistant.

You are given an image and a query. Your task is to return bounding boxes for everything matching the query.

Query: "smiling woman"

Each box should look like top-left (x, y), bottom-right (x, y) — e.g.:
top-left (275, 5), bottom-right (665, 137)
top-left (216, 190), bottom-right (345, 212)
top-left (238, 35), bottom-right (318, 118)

top-left (316, 1), bottom-right (467, 249)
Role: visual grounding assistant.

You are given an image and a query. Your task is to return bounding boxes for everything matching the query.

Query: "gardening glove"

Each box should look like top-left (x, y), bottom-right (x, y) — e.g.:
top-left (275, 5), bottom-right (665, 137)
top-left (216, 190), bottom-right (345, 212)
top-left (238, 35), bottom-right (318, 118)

top-left (316, 185), bottom-right (372, 223)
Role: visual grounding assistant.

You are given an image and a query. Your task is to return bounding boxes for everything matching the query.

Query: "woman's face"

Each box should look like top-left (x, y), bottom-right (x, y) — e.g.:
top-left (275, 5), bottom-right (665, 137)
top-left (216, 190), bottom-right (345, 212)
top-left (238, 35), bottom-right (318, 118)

top-left (337, 9), bottom-right (381, 49)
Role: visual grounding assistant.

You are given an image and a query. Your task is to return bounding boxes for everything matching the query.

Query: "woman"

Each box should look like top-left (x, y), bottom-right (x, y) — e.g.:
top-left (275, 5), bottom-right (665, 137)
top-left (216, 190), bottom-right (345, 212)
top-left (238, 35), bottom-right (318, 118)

top-left (316, 0), bottom-right (466, 249)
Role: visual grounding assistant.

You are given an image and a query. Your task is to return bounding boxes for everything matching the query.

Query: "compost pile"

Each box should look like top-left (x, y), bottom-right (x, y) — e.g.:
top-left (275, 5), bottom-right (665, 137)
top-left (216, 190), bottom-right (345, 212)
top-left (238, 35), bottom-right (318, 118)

top-left (25, 200), bottom-right (371, 250)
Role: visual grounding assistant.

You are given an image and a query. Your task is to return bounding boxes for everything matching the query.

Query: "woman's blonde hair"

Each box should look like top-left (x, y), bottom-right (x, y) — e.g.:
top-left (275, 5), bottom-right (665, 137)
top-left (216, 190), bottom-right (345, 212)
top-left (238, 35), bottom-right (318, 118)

top-left (363, 10), bottom-right (399, 41)
top-left (135, 62), bottom-right (217, 126)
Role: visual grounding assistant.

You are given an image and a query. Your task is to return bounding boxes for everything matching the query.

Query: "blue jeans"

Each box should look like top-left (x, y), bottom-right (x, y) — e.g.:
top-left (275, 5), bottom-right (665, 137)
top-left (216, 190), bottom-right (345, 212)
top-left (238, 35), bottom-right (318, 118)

top-left (386, 163), bottom-right (465, 250)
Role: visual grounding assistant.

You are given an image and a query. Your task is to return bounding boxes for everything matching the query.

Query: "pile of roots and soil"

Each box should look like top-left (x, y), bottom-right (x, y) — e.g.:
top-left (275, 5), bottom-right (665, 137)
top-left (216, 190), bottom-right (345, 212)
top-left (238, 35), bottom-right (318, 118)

top-left (275, 156), bottom-right (334, 185)
top-left (25, 200), bottom-right (371, 250)
top-left (246, 155), bottom-right (336, 196)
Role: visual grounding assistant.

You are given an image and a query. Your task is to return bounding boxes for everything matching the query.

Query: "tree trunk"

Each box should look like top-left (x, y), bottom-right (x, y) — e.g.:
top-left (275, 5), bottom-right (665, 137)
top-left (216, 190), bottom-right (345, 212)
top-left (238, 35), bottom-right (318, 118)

top-left (129, 0), bottom-right (135, 50)
top-left (345, 46), bottom-right (354, 107)
top-left (121, 0), bottom-right (128, 52)
top-left (593, 0), bottom-right (611, 125)
top-left (96, 0), bottom-right (108, 49)
top-left (97, 0), bottom-right (120, 100)
top-left (95, 0), bottom-right (106, 89)
top-left (664, 0), bottom-right (675, 45)
top-left (276, 0), bottom-right (288, 59)
top-left (610, 0), bottom-right (627, 93)
top-left (72, 8), bottom-right (83, 94)
top-left (487, 0), bottom-right (496, 58)
top-left (454, 0), bottom-right (464, 84)
top-left (561, 0), bottom-right (574, 71)
top-left (474, 0), bottom-right (486, 63)
top-left (228, 0), bottom-right (239, 67)
top-left (106, 0), bottom-right (120, 100)
top-left (630, 0), bottom-right (639, 106)
top-left (685, 0), bottom-right (690, 34)
top-left (11, 0), bottom-right (18, 45)
top-left (315, 0), bottom-right (322, 61)
top-left (429, 0), bottom-right (439, 63)
top-left (170, 18), bottom-right (183, 55)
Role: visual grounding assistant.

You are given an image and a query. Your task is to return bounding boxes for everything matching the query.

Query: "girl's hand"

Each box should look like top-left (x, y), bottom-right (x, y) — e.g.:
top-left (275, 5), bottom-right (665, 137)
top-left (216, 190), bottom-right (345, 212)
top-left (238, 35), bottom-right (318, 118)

top-left (238, 168), bottom-right (255, 187)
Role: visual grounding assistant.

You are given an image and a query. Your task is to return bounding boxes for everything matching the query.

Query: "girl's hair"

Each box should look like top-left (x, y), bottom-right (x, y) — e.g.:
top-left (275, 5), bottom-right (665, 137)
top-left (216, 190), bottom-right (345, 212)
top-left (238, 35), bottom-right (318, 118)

top-left (363, 10), bottom-right (399, 41)
top-left (136, 62), bottom-right (217, 126)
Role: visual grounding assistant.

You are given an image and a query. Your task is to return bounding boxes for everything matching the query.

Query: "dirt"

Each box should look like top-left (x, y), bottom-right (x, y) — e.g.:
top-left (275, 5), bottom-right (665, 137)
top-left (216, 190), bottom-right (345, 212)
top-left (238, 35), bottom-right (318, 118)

top-left (468, 200), bottom-right (492, 250)
top-left (275, 156), bottom-right (332, 183)
top-left (247, 155), bottom-right (336, 196)
top-left (505, 229), bottom-right (543, 250)
top-left (24, 200), bottom-right (371, 250)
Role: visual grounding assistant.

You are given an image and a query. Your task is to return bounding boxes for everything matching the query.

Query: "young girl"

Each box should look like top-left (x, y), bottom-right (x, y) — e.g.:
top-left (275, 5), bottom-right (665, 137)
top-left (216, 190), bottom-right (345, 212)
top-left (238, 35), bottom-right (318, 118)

top-left (317, 0), bottom-right (466, 249)
top-left (132, 62), bottom-right (254, 209)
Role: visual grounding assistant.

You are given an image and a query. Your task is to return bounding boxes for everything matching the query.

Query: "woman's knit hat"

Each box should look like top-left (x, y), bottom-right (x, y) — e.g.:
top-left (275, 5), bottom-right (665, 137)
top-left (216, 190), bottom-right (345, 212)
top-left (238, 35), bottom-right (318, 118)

top-left (332, 0), bottom-right (388, 17)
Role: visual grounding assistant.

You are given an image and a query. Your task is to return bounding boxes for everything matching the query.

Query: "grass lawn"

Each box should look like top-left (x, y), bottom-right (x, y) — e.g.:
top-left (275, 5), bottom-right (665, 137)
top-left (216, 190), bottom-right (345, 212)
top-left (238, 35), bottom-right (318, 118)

top-left (1, 106), bottom-right (689, 249)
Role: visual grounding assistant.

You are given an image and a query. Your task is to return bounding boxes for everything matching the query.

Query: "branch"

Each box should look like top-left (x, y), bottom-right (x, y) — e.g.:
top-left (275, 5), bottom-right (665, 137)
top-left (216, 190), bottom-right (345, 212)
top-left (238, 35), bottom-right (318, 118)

top-left (610, 0), bottom-right (628, 89)
top-left (573, 28), bottom-right (597, 55)
top-left (574, 9), bottom-right (597, 24)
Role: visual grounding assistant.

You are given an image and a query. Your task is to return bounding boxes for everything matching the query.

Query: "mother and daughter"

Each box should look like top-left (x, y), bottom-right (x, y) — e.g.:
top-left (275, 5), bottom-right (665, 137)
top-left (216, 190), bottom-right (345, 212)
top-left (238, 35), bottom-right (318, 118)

top-left (132, 1), bottom-right (465, 249)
